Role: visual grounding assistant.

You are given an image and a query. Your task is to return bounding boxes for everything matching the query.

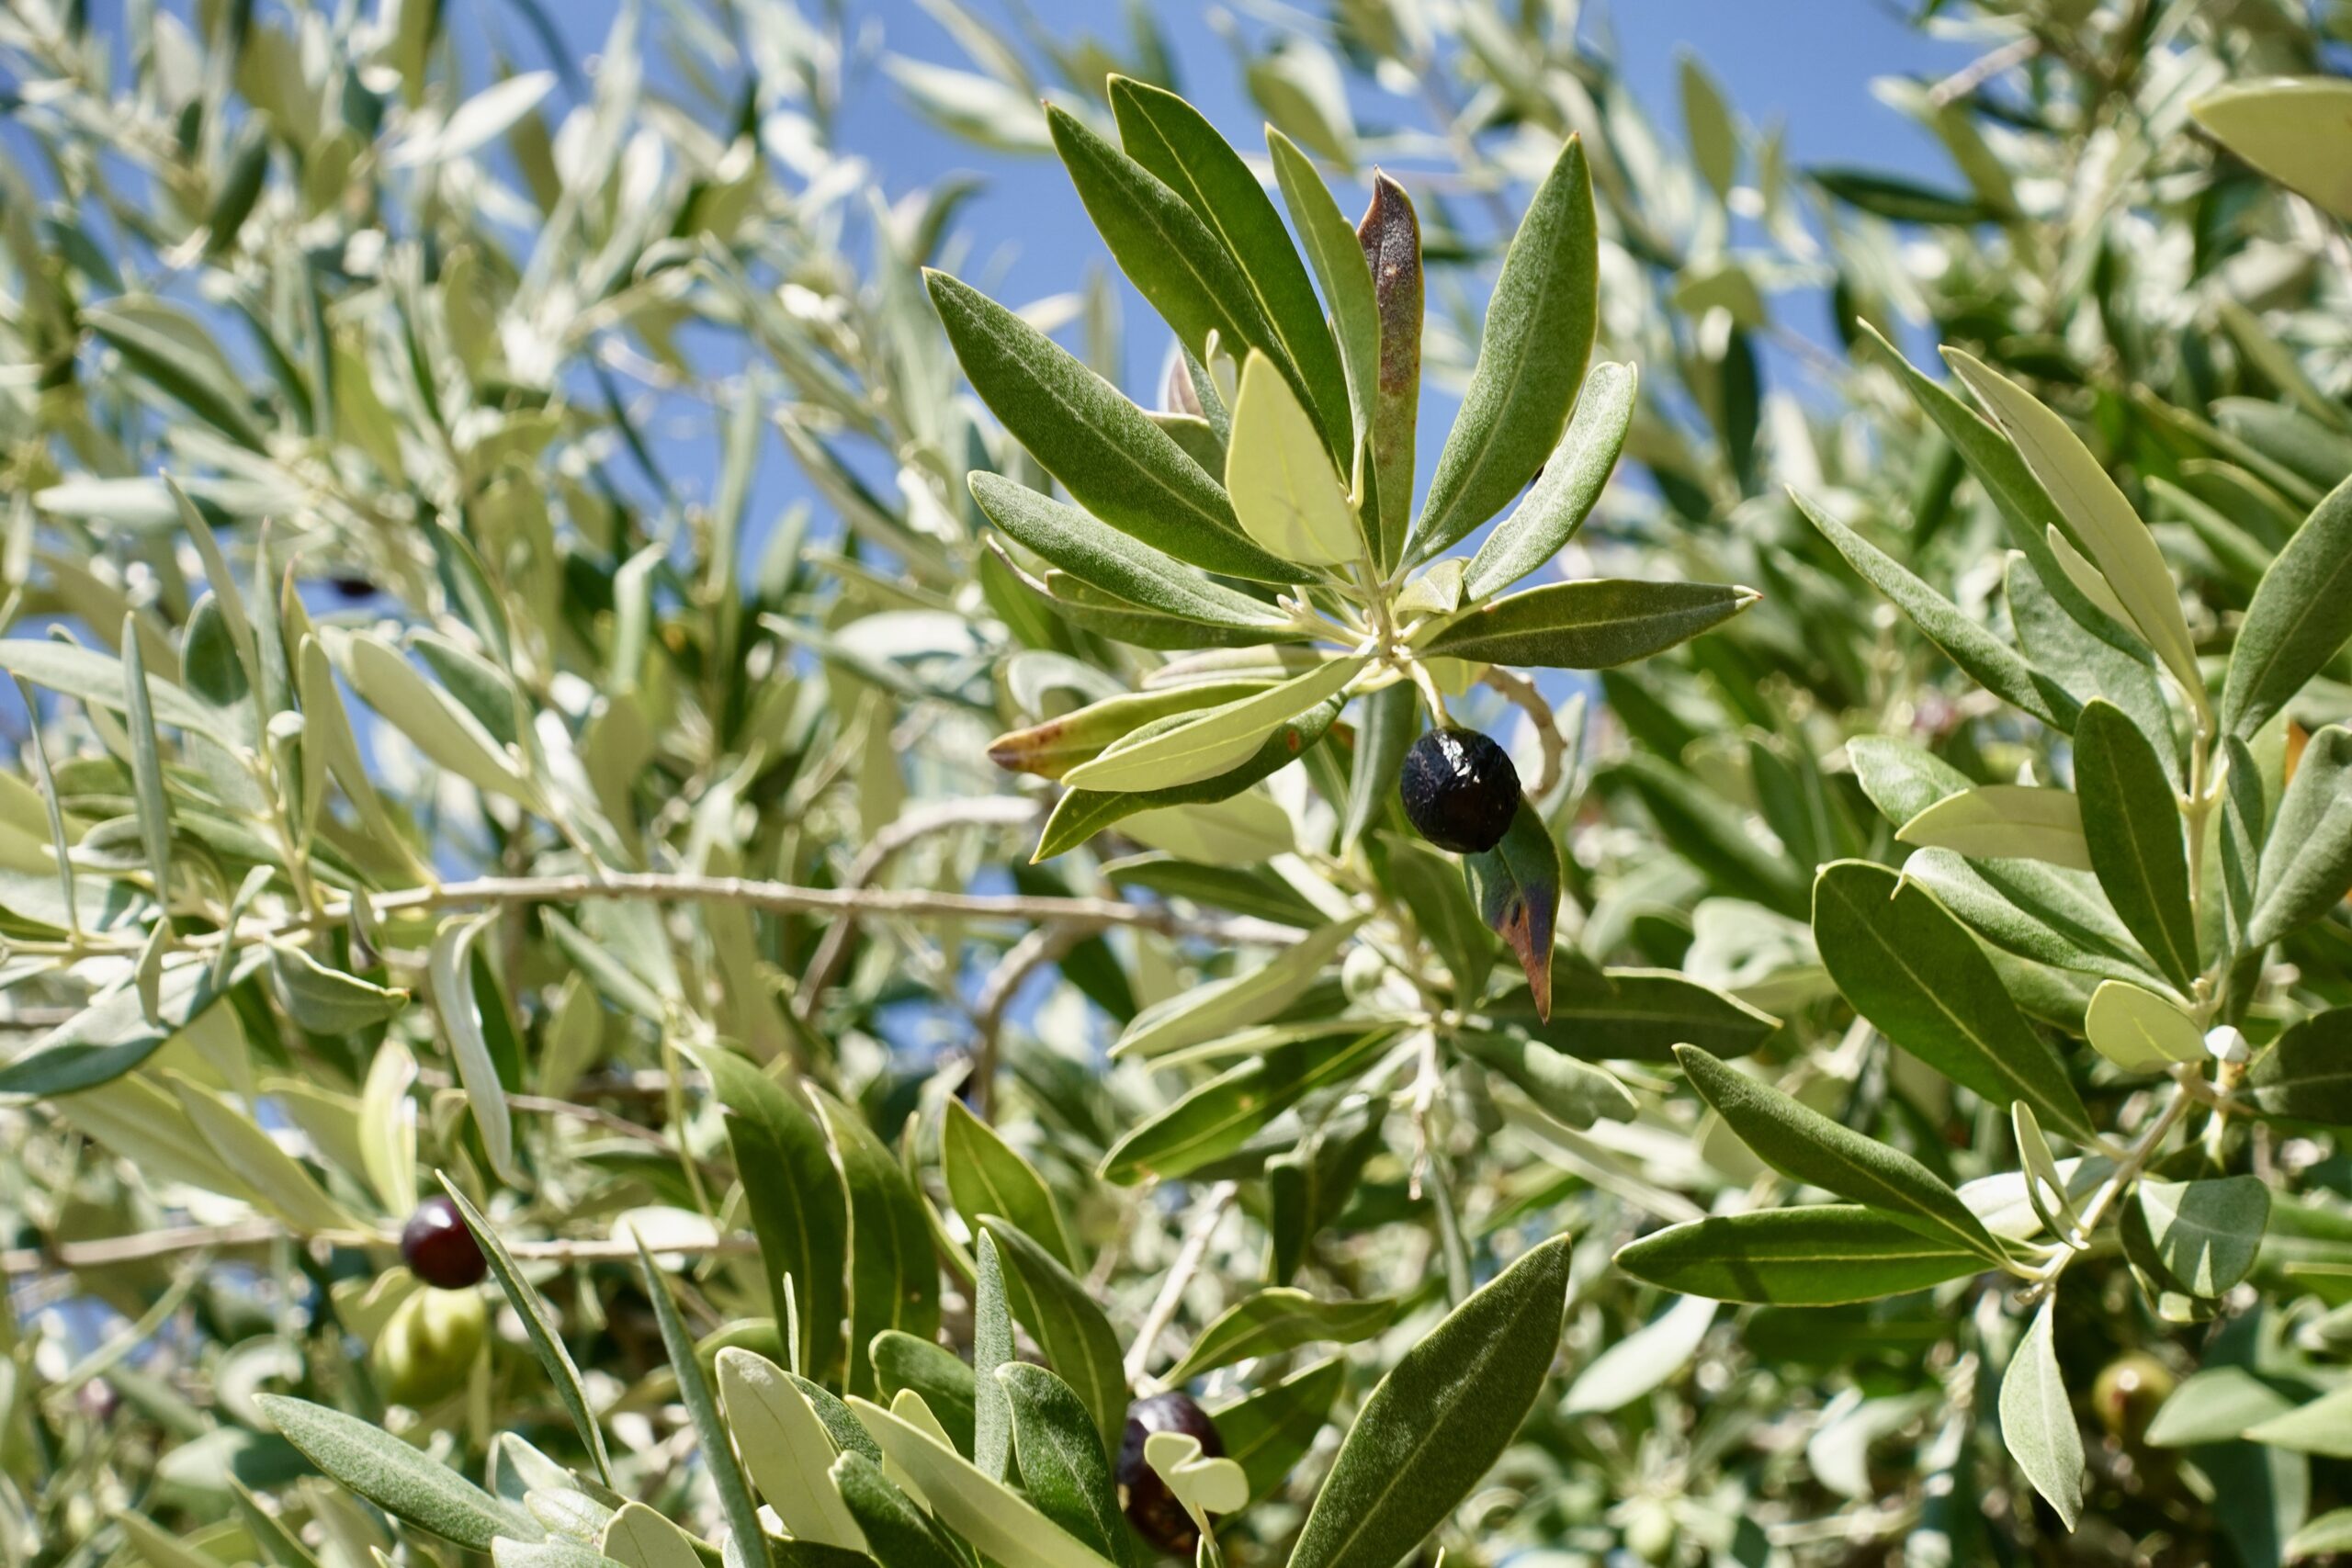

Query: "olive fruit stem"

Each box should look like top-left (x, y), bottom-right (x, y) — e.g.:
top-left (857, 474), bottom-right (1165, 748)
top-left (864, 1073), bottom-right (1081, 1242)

top-left (1478, 665), bottom-right (1566, 797)
top-left (1405, 659), bottom-right (1451, 725)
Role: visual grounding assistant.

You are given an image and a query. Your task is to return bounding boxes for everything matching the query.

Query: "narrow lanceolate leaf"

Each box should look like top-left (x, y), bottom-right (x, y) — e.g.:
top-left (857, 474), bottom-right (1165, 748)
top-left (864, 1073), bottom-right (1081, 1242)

top-left (989, 546), bottom-right (1302, 652)
top-left (119, 626), bottom-right (180, 943)
top-left (1998, 1301), bottom-right (2084, 1532)
top-left (256, 1394), bottom-right (540, 1551)
top-left (2219, 734), bottom-right (2267, 954)
top-left (1289, 1237), bottom-right (1570, 1568)
top-left (1895, 785), bottom-right (2092, 871)
top-left (1904, 851), bottom-right (2160, 987)
top-left (927, 272), bottom-right (1306, 584)
top-left (997, 1363), bottom-right (1133, 1568)
top-left (636, 1239), bottom-right (768, 1564)
top-left (1414, 138), bottom-right (1599, 559)
top-left (979, 1219), bottom-right (1127, 1450)
top-left (1268, 128), bottom-right (1379, 484)
top-left (1225, 352), bottom-right (1360, 567)
top-left (1465, 802), bottom-right (1561, 1018)
top-left (334, 629), bottom-right (543, 808)
top-left (1795, 491), bottom-right (2081, 730)
top-left (2220, 474), bottom-right (2352, 738)
top-left (2188, 77), bottom-right (2352, 220)
top-left (717, 1349), bottom-right (864, 1551)
top-left (1424, 579), bottom-right (1755, 669)
top-left (2245, 1008), bottom-right (2352, 1127)
top-left (1166, 1290), bottom-right (1399, 1385)
top-left (809, 1088), bottom-right (941, 1397)
top-left (1036, 694), bottom-right (1344, 860)
top-left (1488, 965), bottom-right (1781, 1064)
top-left (1062, 656), bottom-right (1365, 793)
top-left (1674, 1046), bottom-right (2005, 1263)
top-left (971, 474), bottom-right (1297, 628)
top-left (1812, 861), bottom-right (2094, 1139)
top-left (1560, 1293), bottom-right (1717, 1416)
top-left (1340, 681), bottom-right (1414, 852)
top-left (1859, 323), bottom-right (2146, 658)
top-left (1945, 351), bottom-right (2204, 718)
top-left (1356, 175), bottom-right (1422, 572)
top-left (850, 1397), bottom-right (1122, 1568)
top-left (1110, 78), bottom-right (1351, 460)
top-left (944, 1099), bottom-right (1079, 1269)
top-left (438, 1178), bottom-right (613, 1484)
top-left (0, 637), bottom-right (216, 730)
top-left (1113, 917), bottom-right (1363, 1059)
top-left (1463, 364), bottom-right (1637, 601)
top-left (2250, 724), bottom-right (2352, 945)
top-left (1049, 106), bottom-right (1305, 429)
top-left (429, 916), bottom-right (519, 1184)
top-left (2084, 981), bottom-right (2207, 1074)
top-left (972, 1233), bottom-right (1016, 1483)
top-left (1101, 1026), bottom-right (1402, 1184)
top-left (2073, 701), bottom-right (2199, 992)
top-left (2245, 1387), bottom-right (2352, 1458)
top-left (2006, 554), bottom-right (2177, 784)
top-left (989, 682), bottom-right (1271, 781)
top-left (0, 949), bottom-right (266, 1098)
top-left (1614, 1207), bottom-right (1988, 1304)
top-left (689, 1043), bottom-right (851, 1385)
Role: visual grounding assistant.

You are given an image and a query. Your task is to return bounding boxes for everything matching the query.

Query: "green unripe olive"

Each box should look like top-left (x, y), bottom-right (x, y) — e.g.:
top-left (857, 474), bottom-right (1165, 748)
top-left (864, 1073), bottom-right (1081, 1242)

top-left (1623, 1499), bottom-right (1677, 1564)
top-left (2092, 1351), bottom-right (2176, 1443)
top-left (372, 1283), bottom-right (487, 1406)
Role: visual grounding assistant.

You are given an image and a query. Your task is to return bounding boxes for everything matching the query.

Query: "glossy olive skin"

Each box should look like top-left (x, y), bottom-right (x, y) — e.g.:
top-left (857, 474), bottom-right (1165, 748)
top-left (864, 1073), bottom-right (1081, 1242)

top-left (1116, 1392), bottom-right (1224, 1556)
top-left (1398, 728), bottom-right (1521, 853)
top-left (401, 1195), bottom-right (489, 1290)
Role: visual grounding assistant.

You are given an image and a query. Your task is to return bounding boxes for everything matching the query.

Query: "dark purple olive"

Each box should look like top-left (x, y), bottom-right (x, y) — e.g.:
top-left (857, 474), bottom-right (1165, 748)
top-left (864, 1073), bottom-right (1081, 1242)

top-left (401, 1196), bottom-right (488, 1290)
top-left (1398, 727), bottom-right (1521, 854)
top-left (327, 576), bottom-right (377, 600)
top-left (1117, 1392), bottom-right (1225, 1556)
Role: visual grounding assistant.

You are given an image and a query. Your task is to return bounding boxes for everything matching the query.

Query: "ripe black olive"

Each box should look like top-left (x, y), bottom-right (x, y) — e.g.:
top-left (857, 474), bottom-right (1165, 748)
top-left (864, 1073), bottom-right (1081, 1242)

top-left (1117, 1391), bottom-right (1224, 1556)
top-left (401, 1195), bottom-right (489, 1290)
top-left (1398, 727), bottom-right (1521, 853)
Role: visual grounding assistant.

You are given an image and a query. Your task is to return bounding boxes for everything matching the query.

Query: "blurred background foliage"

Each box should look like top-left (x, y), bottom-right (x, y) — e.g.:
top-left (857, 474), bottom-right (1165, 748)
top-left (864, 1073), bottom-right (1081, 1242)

top-left (1, 2), bottom-right (2351, 1566)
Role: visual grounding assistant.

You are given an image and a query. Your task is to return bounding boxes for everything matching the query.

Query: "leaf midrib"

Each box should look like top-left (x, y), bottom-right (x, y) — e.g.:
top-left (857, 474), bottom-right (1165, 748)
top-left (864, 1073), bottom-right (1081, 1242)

top-left (2084, 732), bottom-right (2196, 982)
top-left (1126, 99), bottom-right (1323, 425)
top-left (1824, 873), bottom-right (2083, 1135)
top-left (955, 292), bottom-right (1249, 557)
top-left (1422, 187), bottom-right (1570, 551)
top-left (2232, 494), bottom-right (2352, 728)
top-left (1299, 1280), bottom-right (1546, 1568)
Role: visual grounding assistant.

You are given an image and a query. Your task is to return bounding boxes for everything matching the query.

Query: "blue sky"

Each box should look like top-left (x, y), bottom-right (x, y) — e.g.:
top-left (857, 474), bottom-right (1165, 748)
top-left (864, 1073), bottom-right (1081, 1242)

top-left (814, 0), bottom-right (1973, 357)
top-left (512, 0), bottom-right (1980, 531)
